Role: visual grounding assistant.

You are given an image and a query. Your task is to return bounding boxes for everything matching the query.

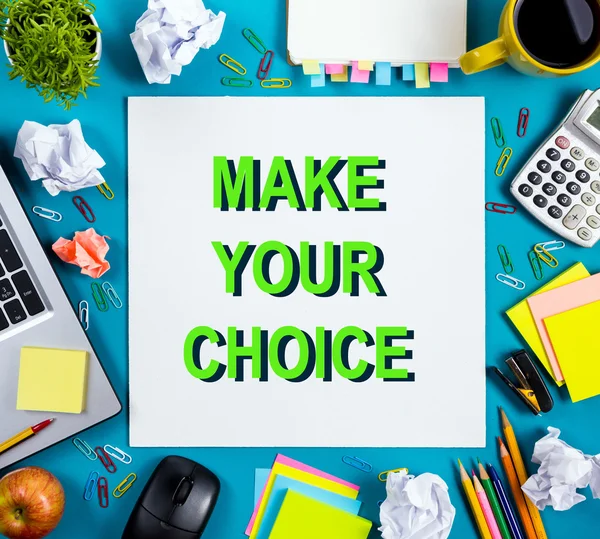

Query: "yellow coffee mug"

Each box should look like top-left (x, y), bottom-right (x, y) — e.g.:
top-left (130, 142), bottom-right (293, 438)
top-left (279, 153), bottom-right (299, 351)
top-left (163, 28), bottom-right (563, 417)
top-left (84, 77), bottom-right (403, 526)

top-left (460, 0), bottom-right (600, 77)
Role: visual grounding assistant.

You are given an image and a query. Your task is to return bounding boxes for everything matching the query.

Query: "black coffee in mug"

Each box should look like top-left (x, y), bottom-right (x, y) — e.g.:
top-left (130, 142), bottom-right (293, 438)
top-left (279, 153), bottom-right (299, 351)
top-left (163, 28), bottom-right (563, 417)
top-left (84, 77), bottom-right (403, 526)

top-left (515, 0), bottom-right (600, 68)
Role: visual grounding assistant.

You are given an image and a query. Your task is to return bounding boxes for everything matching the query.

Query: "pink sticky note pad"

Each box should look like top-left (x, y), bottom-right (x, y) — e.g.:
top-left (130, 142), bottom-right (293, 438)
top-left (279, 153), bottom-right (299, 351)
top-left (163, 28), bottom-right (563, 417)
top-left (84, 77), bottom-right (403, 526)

top-left (430, 63), bottom-right (449, 82)
top-left (325, 64), bottom-right (344, 75)
top-left (527, 273), bottom-right (600, 382)
top-left (245, 454), bottom-right (359, 535)
top-left (350, 61), bottom-right (370, 83)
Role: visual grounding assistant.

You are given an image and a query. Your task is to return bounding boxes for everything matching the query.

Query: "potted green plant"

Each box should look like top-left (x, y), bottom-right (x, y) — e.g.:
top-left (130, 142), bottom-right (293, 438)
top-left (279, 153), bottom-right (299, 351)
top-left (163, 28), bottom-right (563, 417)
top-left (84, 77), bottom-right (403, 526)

top-left (0, 0), bottom-right (101, 110)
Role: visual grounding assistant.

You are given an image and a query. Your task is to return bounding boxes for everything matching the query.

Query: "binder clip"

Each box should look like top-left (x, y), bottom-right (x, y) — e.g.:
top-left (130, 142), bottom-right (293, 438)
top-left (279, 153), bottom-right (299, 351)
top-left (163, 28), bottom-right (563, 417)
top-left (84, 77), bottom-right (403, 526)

top-left (493, 350), bottom-right (553, 415)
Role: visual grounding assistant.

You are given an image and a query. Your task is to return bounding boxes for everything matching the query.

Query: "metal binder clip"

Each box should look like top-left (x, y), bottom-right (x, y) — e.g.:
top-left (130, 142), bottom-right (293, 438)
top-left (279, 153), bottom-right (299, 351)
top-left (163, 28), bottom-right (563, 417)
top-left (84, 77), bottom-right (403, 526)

top-left (219, 54), bottom-right (247, 75)
top-left (97, 182), bottom-right (115, 200)
top-left (78, 300), bottom-right (89, 331)
top-left (242, 28), bottom-right (267, 54)
top-left (261, 78), bottom-right (292, 89)
top-left (342, 456), bottom-right (373, 473)
top-left (104, 445), bottom-right (132, 464)
top-left (495, 147), bottom-right (513, 177)
top-left (91, 282), bottom-right (109, 312)
top-left (534, 243), bottom-right (559, 268)
top-left (497, 245), bottom-right (514, 274)
top-left (73, 437), bottom-right (98, 460)
top-left (517, 108), bottom-right (530, 138)
top-left (102, 282), bottom-right (123, 309)
top-left (537, 240), bottom-right (565, 252)
top-left (378, 468), bottom-right (409, 482)
top-left (98, 477), bottom-right (109, 508)
top-left (96, 446), bottom-right (117, 473)
top-left (221, 77), bottom-right (253, 88)
top-left (493, 350), bottom-right (554, 415)
top-left (485, 202), bottom-right (516, 215)
top-left (257, 50), bottom-right (274, 80)
top-left (32, 206), bottom-right (62, 222)
top-left (84, 471), bottom-right (99, 501)
top-left (491, 117), bottom-right (506, 148)
top-left (73, 196), bottom-right (96, 223)
top-left (528, 250), bottom-right (544, 281)
top-left (113, 473), bottom-right (137, 498)
top-left (496, 273), bottom-right (525, 290)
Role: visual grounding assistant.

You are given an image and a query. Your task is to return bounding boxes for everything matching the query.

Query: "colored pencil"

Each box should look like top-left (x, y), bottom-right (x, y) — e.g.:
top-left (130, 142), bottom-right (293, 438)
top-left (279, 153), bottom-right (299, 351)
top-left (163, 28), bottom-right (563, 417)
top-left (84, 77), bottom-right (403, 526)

top-left (479, 462), bottom-right (513, 539)
top-left (501, 409), bottom-right (548, 539)
top-left (473, 472), bottom-right (503, 539)
top-left (498, 438), bottom-right (537, 539)
top-left (488, 463), bottom-right (525, 539)
top-left (0, 418), bottom-right (55, 455)
top-left (458, 459), bottom-right (492, 539)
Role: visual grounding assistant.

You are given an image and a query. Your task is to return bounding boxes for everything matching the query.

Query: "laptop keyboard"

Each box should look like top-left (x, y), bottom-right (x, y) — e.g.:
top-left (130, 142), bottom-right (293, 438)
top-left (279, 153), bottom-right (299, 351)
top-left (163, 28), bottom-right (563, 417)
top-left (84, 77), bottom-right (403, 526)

top-left (0, 217), bottom-right (45, 332)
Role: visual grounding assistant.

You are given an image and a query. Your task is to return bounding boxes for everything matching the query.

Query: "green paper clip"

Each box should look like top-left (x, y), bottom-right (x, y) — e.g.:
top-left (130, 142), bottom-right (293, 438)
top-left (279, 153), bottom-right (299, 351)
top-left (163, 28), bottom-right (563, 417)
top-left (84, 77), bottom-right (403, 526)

top-left (495, 147), bottom-right (513, 177)
top-left (491, 117), bottom-right (506, 148)
top-left (91, 282), bottom-right (109, 312)
top-left (528, 250), bottom-right (544, 280)
top-left (221, 77), bottom-right (253, 88)
top-left (242, 28), bottom-right (267, 54)
top-left (497, 245), bottom-right (514, 274)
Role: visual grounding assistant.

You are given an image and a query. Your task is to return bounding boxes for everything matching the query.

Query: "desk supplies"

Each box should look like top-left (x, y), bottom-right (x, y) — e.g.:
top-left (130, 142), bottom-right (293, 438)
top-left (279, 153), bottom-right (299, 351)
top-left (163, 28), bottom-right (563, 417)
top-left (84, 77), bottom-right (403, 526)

top-left (528, 251), bottom-right (544, 280)
top-left (495, 148), bottom-right (513, 177)
top-left (518, 108), bottom-right (530, 138)
top-left (261, 78), bottom-right (292, 88)
top-left (91, 281), bottom-right (109, 312)
top-left (478, 463), bottom-right (511, 539)
top-left (378, 468), bottom-right (409, 482)
top-left (73, 437), bottom-right (97, 460)
top-left (486, 202), bottom-right (517, 214)
top-left (32, 206), bottom-right (63, 222)
top-left (96, 446), bottom-right (118, 473)
top-left (487, 464), bottom-right (524, 539)
top-left (102, 281), bottom-right (123, 309)
top-left (473, 473), bottom-right (502, 539)
top-left (258, 51), bottom-right (274, 80)
top-left (496, 273), bottom-right (525, 290)
top-left (342, 456), bottom-right (372, 472)
top-left (113, 473), bottom-right (137, 498)
top-left (104, 445), bottom-right (133, 464)
top-left (52, 228), bottom-right (111, 279)
top-left (493, 350), bottom-right (554, 415)
top-left (17, 347), bottom-right (89, 414)
top-left (491, 118), bottom-right (506, 148)
top-left (97, 182), bottom-right (115, 200)
top-left (0, 418), bottom-right (55, 456)
top-left (243, 28), bottom-right (267, 54)
top-left (497, 245), bottom-right (514, 274)
top-left (534, 243), bottom-right (558, 268)
top-left (98, 476), bottom-right (109, 508)
top-left (84, 471), bottom-right (99, 501)
top-left (78, 300), bottom-right (90, 330)
top-left (458, 460), bottom-right (491, 539)
top-left (219, 54), bottom-right (246, 75)
top-left (73, 196), bottom-right (96, 223)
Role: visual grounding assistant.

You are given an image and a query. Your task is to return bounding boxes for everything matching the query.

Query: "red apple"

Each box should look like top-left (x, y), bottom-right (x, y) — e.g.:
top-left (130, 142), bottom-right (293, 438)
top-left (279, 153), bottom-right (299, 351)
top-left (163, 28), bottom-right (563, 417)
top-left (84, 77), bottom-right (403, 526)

top-left (0, 467), bottom-right (65, 539)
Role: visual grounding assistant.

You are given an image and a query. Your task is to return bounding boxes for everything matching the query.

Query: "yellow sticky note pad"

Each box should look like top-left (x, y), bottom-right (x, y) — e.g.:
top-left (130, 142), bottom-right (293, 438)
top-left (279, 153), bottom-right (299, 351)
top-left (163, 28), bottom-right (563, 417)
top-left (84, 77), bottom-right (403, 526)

top-left (415, 63), bottom-right (430, 88)
top-left (358, 61), bottom-right (374, 71)
top-left (269, 490), bottom-right (372, 539)
top-left (545, 301), bottom-right (600, 403)
top-left (17, 347), bottom-right (89, 414)
top-left (331, 66), bottom-right (349, 82)
top-left (506, 262), bottom-right (589, 386)
top-left (302, 60), bottom-right (321, 75)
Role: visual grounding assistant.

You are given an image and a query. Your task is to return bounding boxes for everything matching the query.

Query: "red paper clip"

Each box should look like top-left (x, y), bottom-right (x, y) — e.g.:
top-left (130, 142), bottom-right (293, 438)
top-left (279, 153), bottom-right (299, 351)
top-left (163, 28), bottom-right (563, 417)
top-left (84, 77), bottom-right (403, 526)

top-left (72, 196), bottom-right (96, 223)
top-left (485, 202), bottom-right (517, 214)
top-left (517, 108), bottom-right (530, 138)
top-left (95, 446), bottom-right (117, 473)
top-left (257, 50), bottom-right (274, 80)
top-left (98, 477), bottom-right (109, 508)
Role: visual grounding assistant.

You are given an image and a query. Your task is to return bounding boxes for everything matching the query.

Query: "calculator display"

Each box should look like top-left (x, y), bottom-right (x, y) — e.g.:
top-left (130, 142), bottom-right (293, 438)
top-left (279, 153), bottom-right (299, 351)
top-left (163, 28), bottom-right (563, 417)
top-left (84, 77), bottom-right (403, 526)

top-left (587, 106), bottom-right (600, 131)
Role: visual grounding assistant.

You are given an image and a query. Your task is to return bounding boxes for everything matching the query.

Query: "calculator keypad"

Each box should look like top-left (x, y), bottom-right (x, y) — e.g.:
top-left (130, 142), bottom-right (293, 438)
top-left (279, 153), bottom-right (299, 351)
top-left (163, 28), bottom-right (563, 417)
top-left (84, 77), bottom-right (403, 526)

top-left (538, 160), bottom-right (552, 173)
top-left (534, 195), bottom-right (548, 208)
top-left (563, 205), bottom-right (586, 229)
top-left (582, 193), bottom-right (596, 206)
top-left (571, 147), bottom-right (585, 160)
top-left (586, 158), bottom-right (599, 171)
top-left (552, 171), bottom-right (567, 184)
top-left (546, 148), bottom-right (561, 161)
top-left (528, 172), bottom-right (542, 185)
top-left (542, 183), bottom-right (557, 196)
top-left (562, 159), bottom-right (576, 172)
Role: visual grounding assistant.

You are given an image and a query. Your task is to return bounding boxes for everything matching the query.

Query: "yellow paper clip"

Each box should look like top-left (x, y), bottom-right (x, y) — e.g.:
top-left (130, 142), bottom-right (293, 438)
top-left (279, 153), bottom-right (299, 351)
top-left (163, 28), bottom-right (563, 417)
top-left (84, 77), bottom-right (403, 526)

top-left (534, 243), bottom-right (559, 268)
top-left (113, 473), bottom-right (137, 498)
top-left (219, 54), bottom-right (246, 75)
top-left (378, 468), bottom-right (409, 482)
top-left (495, 147), bottom-right (513, 177)
top-left (97, 182), bottom-right (115, 200)
top-left (261, 78), bottom-right (292, 89)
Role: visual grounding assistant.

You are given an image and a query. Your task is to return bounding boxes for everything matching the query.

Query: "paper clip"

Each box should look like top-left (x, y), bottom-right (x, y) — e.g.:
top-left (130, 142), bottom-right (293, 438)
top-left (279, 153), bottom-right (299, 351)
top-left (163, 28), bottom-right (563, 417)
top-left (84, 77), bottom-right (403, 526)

top-left (95, 446), bottom-right (117, 473)
top-left (221, 77), bottom-right (253, 88)
top-left (97, 182), bottom-right (115, 200)
top-left (534, 244), bottom-right (559, 268)
top-left (91, 282), bottom-right (109, 312)
top-left (261, 78), bottom-right (292, 89)
top-left (517, 108), bottom-right (530, 138)
top-left (528, 250), bottom-right (544, 281)
top-left (497, 245), bottom-right (514, 274)
top-left (72, 196), bottom-right (96, 223)
top-left (219, 54), bottom-right (247, 75)
top-left (342, 456), bottom-right (373, 473)
top-left (257, 50), bottom-right (274, 80)
top-left (104, 445), bottom-right (132, 464)
top-left (491, 117), bottom-right (506, 148)
top-left (102, 282), bottom-right (123, 309)
top-left (485, 202), bottom-right (517, 215)
top-left (113, 473), bottom-right (137, 498)
top-left (378, 468), bottom-right (409, 482)
top-left (495, 147), bottom-right (513, 177)
top-left (496, 273), bottom-right (525, 290)
top-left (73, 438), bottom-right (97, 460)
top-left (84, 471), bottom-right (99, 501)
top-left (537, 240), bottom-right (565, 252)
top-left (78, 300), bottom-right (89, 331)
top-left (32, 206), bottom-right (62, 222)
top-left (242, 28), bottom-right (267, 54)
top-left (98, 477), bottom-right (109, 508)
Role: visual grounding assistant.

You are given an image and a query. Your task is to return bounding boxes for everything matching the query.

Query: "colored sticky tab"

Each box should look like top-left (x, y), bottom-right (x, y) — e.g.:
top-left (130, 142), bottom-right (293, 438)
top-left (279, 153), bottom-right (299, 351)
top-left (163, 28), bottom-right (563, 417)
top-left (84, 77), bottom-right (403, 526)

top-left (430, 62), bottom-right (449, 82)
top-left (402, 64), bottom-right (415, 81)
top-left (325, 64), bottom-right (344, 75)
top-left (415, 63), bottom-right (430, 88)
top-left (302, 60), bottom-right (321, 75)
top-left (255, 469), bottom-right (270, 506)
top-left (310, 64), bottom-right (326, 87)
top-left (350, 61), bottom-right (370, 83)
top-left (358, 60), bottom-right (374, 71)
top-left (375, 62), bottom-right (392, 86)
top-left (331, 65), bottom-right (348, 82)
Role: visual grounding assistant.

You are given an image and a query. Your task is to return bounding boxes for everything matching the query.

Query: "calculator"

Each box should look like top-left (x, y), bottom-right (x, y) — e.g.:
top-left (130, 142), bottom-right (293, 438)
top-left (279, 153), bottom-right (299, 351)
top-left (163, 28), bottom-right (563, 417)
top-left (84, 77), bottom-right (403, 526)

top-left (511, 89), bottom-right (600, 247)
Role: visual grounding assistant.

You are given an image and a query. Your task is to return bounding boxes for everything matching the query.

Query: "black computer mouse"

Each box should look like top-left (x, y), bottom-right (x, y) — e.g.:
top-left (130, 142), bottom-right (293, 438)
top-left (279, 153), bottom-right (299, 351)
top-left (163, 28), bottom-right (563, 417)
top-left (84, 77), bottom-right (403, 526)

top-left (122, 456), bottom-right (220, 539)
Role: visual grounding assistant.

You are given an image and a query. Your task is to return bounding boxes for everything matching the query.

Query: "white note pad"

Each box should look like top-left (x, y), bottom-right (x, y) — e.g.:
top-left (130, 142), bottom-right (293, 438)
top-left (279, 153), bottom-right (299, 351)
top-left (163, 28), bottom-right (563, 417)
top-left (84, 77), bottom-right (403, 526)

top-left (128, 97), bottom-right (486, 448)
top-left (288, 0), bottom-right (468, 66)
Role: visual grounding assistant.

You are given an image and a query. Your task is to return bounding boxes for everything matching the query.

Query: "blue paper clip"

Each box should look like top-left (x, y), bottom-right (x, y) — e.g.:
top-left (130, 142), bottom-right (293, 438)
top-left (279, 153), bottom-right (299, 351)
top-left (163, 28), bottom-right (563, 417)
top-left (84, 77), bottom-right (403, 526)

top-left (102, 282), bottom-right (123, 309)
top-left (84, 471), bottom-right (99, 501)
top-left (496, 273), bottom-right (526, 290)
top-left (104, 445), bottom-right (132, 464)
top-left (73, 437), bottom-right (97, 460)
top-left (342, 455), bottom-right (372, 472)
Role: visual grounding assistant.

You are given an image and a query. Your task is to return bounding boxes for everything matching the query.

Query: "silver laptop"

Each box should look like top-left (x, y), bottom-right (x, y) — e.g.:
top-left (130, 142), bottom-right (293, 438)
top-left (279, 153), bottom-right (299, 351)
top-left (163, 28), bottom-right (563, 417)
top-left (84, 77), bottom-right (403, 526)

top-left (0, 164), bottom-right (121, 470)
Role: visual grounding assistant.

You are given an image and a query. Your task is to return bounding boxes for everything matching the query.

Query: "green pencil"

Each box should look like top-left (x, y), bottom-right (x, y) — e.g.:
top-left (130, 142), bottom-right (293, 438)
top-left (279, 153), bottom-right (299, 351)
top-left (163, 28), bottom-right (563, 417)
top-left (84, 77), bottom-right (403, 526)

top-left (478, 461), bottom-right (512, 539)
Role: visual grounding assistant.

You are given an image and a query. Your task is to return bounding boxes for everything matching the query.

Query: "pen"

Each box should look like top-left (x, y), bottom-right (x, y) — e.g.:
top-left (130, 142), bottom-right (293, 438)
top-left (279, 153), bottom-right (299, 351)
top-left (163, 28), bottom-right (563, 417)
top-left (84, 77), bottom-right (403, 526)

top-left (0, 418), bottom-right (55, 455)
top-left (487, 463), bottom-right (525, 539)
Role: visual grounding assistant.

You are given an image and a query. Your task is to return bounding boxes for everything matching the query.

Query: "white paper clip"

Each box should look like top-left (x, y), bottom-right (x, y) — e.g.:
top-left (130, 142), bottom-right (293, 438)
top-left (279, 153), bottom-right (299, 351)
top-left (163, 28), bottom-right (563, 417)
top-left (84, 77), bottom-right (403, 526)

top-left (78, 300), bottom-right (89, 331)
top-left (496, 273), bottom-right (526, 290)
top-left (538, 240), bottom-right (565, 252)
top-left (32, 206), bottom-right (62, 222)
top-left (104, 445), bottom-right (133, 464)
top-left (102, 282), bottom-right (123, 309)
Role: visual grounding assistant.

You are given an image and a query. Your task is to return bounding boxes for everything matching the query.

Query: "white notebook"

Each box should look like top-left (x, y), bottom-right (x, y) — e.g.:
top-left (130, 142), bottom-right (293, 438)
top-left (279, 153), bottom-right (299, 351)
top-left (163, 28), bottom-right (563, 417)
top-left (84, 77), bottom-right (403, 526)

top-left (288, 0), bottom-right (467, 67)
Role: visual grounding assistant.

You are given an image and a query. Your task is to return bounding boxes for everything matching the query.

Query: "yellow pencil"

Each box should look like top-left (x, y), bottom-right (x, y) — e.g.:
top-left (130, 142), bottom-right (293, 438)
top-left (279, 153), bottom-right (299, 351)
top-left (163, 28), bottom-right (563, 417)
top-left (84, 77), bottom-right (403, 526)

top-left (0, 418), bottom-right (55, 455)
top-left (458, 459), bottom-right (492, 539)
top-left (501, 409), bottom-right (547, 539)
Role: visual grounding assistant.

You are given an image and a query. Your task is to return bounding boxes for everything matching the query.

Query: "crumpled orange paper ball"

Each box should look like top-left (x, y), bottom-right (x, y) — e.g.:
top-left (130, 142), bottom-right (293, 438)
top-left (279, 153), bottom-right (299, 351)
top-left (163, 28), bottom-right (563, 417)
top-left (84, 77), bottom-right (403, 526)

top-left (52, 228), bottom-right (111, 279)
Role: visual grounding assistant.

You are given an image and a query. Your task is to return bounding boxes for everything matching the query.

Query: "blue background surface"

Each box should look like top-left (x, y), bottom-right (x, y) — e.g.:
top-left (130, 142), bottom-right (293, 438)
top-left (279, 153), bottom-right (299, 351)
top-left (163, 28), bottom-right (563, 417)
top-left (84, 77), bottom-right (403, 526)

top-left (1, 0), bottom-right (600, 537)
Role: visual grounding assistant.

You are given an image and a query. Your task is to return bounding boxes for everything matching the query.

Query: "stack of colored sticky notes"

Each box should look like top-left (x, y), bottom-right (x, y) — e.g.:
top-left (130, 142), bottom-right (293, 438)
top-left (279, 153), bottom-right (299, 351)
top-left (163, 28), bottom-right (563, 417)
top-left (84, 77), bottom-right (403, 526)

top-left (247, 454), bottom-right (372, 539)
top-left (506, 262), bottom-right (600, 402)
